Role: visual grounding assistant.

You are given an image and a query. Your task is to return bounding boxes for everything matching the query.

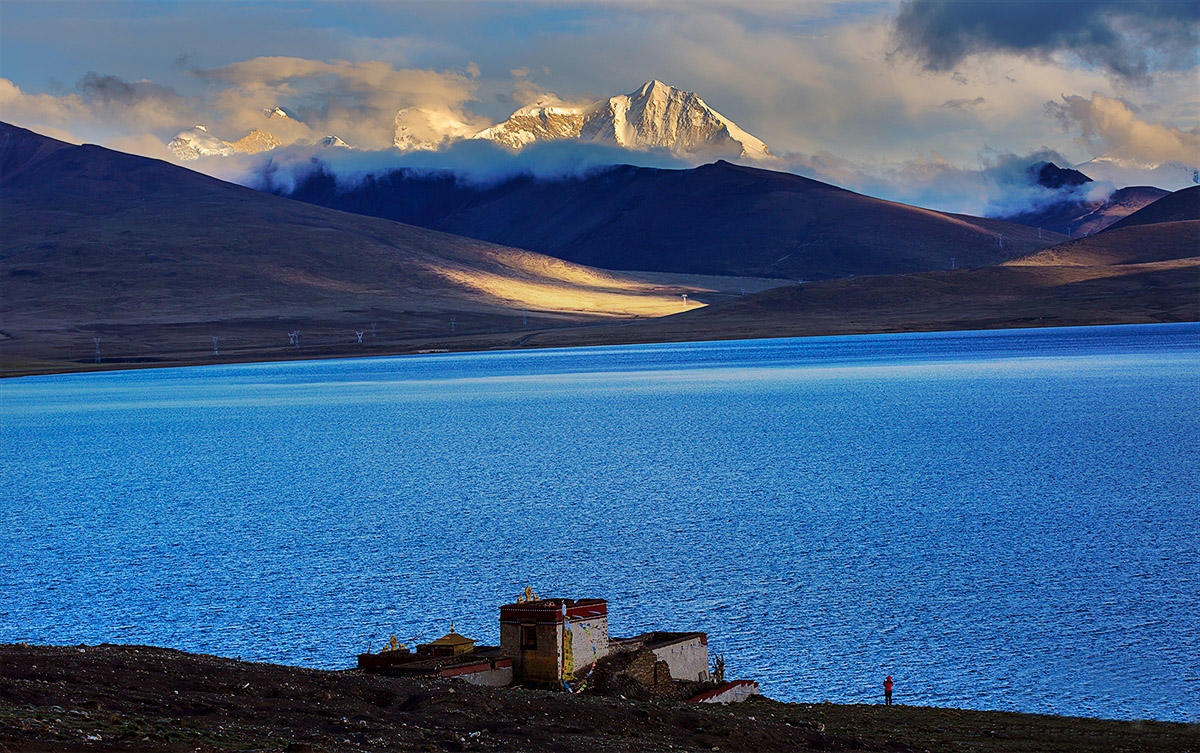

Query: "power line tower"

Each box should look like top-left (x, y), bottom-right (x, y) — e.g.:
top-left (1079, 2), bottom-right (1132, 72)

top-left (212, 336), bottom-right (219, 356)
top-left (93, 337), bottom-right (101, 364)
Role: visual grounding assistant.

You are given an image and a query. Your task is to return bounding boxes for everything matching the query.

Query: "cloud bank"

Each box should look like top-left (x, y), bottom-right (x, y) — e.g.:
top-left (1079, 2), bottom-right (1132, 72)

top-left (1047, 92), bottom-right (1200, 167)
top-left (196, 56), bottom-right (488, 150)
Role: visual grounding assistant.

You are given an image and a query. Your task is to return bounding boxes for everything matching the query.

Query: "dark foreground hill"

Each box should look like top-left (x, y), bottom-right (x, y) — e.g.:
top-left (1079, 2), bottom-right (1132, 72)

top-left (0, 123), bottom-right (770, 374)
top-left (1, 644), bottom-right (1194, 753)
top-left (277, 160), bottom-right (1061, 280)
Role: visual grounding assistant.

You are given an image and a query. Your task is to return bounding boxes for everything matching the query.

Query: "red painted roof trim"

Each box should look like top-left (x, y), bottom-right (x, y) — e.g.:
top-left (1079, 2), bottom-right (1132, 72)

top-left (686, 680), bottom-right (759, 703)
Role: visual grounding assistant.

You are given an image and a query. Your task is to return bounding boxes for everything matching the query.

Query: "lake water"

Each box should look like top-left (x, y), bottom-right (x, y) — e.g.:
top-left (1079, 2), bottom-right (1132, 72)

top-left (2, 323), bottom-right (1198, 722)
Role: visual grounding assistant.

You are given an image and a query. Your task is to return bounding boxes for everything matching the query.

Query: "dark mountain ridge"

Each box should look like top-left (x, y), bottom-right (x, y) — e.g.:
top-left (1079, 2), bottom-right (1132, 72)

top-left (274, 159), bottom-right (1061, 280)
top-left (1031, 160), bottom-right (1091, 189)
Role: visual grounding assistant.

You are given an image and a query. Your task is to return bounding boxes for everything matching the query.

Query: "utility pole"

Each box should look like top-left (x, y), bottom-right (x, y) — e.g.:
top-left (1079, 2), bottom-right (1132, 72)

top-left (93, 337), bottom-right (101, 364)
top-left (450, 317), bottom-right (456, 333)
top-left (212, 336), bottom-right (219, 356)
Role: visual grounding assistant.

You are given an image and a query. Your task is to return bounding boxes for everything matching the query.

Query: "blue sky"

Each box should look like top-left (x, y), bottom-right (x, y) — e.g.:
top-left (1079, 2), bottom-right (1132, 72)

top-left (1, 0), bottom-right (1196, 211)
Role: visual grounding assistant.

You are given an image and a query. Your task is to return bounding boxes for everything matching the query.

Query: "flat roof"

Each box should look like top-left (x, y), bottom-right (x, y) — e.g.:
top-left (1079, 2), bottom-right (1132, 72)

top-left (616, 631), bottom-right (707, 649)
top-left (498, 597), bottom-right (606, 610)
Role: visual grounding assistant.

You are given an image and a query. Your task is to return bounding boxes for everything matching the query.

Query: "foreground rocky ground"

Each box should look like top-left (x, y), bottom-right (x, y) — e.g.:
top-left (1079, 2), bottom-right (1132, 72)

top-left (0, 645), bottom-right (1195, 753)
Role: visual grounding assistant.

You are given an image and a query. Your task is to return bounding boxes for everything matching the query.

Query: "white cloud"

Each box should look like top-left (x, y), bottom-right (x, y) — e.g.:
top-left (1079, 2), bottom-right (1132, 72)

top-left (1048, 92), bottom-right (1200, 167)
top-left (196, 56), bottom-right (489, 149)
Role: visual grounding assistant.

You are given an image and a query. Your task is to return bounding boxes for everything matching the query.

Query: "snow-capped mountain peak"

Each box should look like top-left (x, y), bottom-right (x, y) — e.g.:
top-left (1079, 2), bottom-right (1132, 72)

top-left (167, 125), bottom-right (235, 160)
top-left (467, 80), bottom-right (770, 160)
top-left (168, 124), bottom-right (282, 161)
top-left (264, 106), bottom-right (290, 120)
top-left (321, 135), bottom-right (351, 149)
top-left (393, 106), bottom-right (478, 151)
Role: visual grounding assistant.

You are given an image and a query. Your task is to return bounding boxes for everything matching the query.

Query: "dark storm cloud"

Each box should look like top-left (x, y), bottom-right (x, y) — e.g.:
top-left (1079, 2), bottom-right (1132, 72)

top-left (894, 0), bottom-right (1200, 79)
top-left (941, 96), bottom-right (985, 111)
top-left (76, 72), bottom-right (184, 106)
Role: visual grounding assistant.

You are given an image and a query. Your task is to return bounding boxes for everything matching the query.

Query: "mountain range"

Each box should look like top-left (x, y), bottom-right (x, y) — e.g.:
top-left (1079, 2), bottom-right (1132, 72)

top-left (169, 81), bottom-right (771, 161)
top-left (1, 121), bottom-right (740, 372)
top-left (169, 107), bottom-right (349, 161)
top-left (3, 120), bottom-right (1195, 376)
top-left (277, 159), bottom-right (1059, 280)
top-left (470, 80), bottom-right (770, 159)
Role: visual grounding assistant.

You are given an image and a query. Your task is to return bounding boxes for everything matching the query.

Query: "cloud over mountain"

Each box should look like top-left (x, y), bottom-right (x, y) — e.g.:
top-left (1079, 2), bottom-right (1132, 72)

top-left (195, 56), bottom-right (489, 150)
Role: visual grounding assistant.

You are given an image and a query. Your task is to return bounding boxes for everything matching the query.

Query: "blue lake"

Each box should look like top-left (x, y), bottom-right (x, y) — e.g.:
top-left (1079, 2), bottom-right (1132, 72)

top-left (2, 323), bottom-right (1198, 721)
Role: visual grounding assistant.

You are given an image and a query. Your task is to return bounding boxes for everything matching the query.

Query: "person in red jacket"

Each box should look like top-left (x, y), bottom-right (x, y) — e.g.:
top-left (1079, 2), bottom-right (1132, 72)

top-left (884, 675), bottom-right (894, 705)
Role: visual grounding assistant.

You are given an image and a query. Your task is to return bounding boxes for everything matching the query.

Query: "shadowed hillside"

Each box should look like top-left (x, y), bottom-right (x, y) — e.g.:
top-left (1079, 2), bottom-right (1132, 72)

top-left (1107, 185), bottom-right (1200, 229)
top-left (1006, 186), bottom-right (1200, 267)
top-left (475, 188), bottom-right (1199, 349)
top-left (0, 123), bottom-right (772, 373)
top-left (278, 160), bottom-right (1063, 280)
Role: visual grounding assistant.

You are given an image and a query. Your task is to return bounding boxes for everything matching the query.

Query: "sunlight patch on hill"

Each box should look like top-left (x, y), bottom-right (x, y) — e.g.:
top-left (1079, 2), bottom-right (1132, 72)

top-left (426, 263), bottom-right (705, 317)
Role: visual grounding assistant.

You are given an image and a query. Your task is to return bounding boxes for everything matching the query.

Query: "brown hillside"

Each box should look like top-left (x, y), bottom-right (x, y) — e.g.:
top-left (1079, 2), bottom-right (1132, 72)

top-left (0, 123), bottom-right (769, 372)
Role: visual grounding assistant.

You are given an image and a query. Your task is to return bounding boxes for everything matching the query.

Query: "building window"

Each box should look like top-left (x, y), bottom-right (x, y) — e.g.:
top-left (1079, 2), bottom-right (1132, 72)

top-left (521, 625), bottom-right (537, 649)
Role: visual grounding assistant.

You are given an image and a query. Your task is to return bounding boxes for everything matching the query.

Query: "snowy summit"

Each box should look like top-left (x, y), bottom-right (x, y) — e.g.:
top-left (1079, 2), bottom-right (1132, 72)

top-left (472, 80), bottom-right (771, 160)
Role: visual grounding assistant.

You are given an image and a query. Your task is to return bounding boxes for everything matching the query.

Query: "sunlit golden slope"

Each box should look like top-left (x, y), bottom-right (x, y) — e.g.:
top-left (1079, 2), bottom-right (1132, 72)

top-left (426, 263), bottom-right (702, 317)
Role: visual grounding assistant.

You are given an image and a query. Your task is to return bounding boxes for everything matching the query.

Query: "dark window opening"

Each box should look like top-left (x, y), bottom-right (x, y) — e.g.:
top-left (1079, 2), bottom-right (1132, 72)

top-left (521, 625), bottom-right (537, 649)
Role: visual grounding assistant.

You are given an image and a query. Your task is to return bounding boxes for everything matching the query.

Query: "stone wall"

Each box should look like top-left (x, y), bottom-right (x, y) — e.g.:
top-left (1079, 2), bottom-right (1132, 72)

top-left (589, 648), bottom-right (681, 700)
top-left (501, 620), bottom-right (562, 683)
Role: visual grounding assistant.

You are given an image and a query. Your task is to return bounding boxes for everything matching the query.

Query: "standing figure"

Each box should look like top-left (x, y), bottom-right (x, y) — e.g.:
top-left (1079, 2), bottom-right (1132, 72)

top-left (884, 675), bottom-right (894, 706)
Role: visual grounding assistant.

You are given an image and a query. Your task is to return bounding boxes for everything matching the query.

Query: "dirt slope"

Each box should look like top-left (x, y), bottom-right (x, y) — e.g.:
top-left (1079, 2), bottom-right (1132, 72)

top-left (1, 644), bottom-right (1194, 753)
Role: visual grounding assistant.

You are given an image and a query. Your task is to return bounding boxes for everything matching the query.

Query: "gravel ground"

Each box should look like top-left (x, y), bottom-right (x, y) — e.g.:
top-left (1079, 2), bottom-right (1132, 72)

top-left (1, 644), bottom-right (1195, 753)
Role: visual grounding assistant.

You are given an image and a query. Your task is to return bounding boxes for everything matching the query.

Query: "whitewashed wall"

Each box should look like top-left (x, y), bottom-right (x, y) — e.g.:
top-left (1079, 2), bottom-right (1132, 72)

top-left (569, 615), bottom-right (611, 670)
top-left (651, 636), bottom-right (709, 681)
